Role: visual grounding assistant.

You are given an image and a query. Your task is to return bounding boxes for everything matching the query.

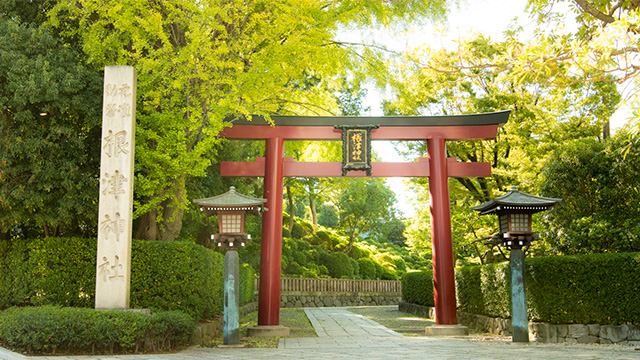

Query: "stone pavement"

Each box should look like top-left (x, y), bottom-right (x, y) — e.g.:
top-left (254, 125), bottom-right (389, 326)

top-left (1, 307), bottom-right (638, 360)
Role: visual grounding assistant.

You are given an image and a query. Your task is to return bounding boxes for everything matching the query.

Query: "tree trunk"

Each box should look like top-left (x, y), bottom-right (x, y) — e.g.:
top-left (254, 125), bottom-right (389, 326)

top-left (286, 184), bottom-right (294, 231)
top-left (158, 200), bottom-right (185, 241)
top-left (134, 209), bottom-right (158, 240)
top-left (158, 175), bottom-right (187, 242)
top-left (309, 195), bottom-right (318, 226)
top-left (603, 120), bottom-right (610, 140)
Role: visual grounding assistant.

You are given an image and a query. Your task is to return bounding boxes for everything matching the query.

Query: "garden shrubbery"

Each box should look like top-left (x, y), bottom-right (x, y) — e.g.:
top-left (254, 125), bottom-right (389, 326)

top-left (401, 270), bottom-right (434, 307)
top-left (0, 237), bottom-right (256, 321)
top-left (0, 306), bottom-right (194, 354)
top-left (455, 252), bottom-right (640, 324)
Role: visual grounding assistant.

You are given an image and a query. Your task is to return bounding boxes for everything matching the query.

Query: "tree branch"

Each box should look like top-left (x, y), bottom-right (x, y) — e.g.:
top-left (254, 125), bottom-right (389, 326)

top-left (573, 0), bottom-right (615, 24)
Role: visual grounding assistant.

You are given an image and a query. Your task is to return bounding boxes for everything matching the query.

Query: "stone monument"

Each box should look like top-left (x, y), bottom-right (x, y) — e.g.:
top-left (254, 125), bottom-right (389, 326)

top-left (95, 66), bottom-right (136, 309)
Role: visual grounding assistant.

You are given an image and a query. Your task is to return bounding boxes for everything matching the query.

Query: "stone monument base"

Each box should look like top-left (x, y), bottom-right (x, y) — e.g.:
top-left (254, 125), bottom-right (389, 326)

top-left (425, 325), bottom-right (469, 336)
top-left (247, 325), bottom-right (290, 337)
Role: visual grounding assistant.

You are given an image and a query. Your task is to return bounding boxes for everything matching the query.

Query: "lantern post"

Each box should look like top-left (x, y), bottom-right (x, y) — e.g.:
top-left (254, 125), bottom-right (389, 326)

top-left (471, 186), bottom-right (561, 342)
top-left (194, 187), bottom-right (266, 346)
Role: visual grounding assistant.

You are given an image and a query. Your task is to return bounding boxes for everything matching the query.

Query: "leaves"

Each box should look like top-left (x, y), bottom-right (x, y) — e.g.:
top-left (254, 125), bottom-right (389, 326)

top-left (0, 16), bottom-right (102, 236)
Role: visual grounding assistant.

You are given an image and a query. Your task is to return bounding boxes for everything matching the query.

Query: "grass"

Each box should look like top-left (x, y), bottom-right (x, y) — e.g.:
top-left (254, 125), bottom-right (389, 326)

top-left (348, 306), bottom-right (435, 336)
top-left (204, 308), bottom-right (316, 348)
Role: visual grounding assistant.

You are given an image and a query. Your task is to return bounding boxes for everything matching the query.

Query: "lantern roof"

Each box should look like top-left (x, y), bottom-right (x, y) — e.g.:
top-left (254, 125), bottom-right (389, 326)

top-left (193, 187), bottom-right (266, 214)
top-left (470, 186), bottom-right (562, 215)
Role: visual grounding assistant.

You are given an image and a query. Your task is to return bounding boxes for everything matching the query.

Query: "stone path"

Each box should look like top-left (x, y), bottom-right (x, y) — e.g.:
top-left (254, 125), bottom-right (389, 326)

top-left (1, 307), bottom-right (638, 360)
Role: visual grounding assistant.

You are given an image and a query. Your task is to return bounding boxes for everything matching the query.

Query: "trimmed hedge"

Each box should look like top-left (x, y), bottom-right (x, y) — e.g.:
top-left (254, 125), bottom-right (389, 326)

top-left (455, 252), bottom-right (640, 325)
top-left (238, 263), bottom-right (256, 306)
top-left (130, 240), bottom-right (224, 320)
top-left (401, 270), bottom-right (434, 307)
top-left (0, 306), bottom-right (194, 354)
top-left (0, 237), bottom-right (256, 321)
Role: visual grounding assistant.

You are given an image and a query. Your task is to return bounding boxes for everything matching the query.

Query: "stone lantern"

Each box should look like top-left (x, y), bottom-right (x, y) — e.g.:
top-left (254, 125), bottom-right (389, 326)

top-left (471, 186), bottom-right (561, 343)
top-left (194, 186), bottom-right (266, 346)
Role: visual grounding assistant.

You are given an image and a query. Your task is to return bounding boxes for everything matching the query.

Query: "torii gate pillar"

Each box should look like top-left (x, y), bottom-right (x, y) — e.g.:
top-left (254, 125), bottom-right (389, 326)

top-left (259, 137), bottom-right (285, 326)
top-left (428, 138), bottom-right (457, 324)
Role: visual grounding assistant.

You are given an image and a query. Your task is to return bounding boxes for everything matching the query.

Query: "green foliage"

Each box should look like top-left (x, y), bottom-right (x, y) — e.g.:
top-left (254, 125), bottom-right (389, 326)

top-left (238, 263), bottom-right (255, 305)
top-left (540, 132), bottom-right (640, 254)
top-left (357, 258), bottom-right (377, 280)
top-left (455, 263), bottom-right (511, 319)
top-left (28, 237), bottom-right (97, 308)
top-left (45, 0), bottom-right (450, 241)
top-left (456, 253), bottom-right (640, 324)
top-left (320, 251), bottom-right (355, 279)
top-left (291, 223), bottom-right (305, 240)
top-left (381, 218), bottom-right (407, 246)
top-left (317, 203), bottom-right (339, 228)
top-left (130, 240), bottom-right (224, 320)
top-left (0, 240), bottom-right (32, 309)
top-left (401, 271), bottom-right (434, 307)
top-left (0, 306), bottom-right (194, 354)
top-left (0, 237), bottom-right (259, 321)
top-left (0, 16), bottom-right (102, 237)
top-left (337, 177), bottom-right (397, 245)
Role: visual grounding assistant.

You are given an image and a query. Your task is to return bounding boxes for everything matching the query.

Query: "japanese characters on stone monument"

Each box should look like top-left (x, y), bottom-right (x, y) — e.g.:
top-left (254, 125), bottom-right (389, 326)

top-left (95, 66), bottom-right (136, 309)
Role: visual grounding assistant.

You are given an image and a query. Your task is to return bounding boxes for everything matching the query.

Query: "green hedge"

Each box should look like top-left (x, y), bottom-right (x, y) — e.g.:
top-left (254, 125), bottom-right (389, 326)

top-left (401, 270), bottom-right (434, 307)
top-left (130, 240), bottom-right (224, 320)
top-left (455, 252), bottom-right (640, 324)
top-left (238, 263), bottom-right (256, 305)
top-left (0, 306), bottom-right (194, 354)
top-left (0, 237), bottom-right (258, 321)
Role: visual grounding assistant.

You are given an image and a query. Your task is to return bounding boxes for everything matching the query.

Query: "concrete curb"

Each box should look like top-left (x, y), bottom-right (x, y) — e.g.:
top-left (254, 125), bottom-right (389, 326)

top-left (0, 346), bottom-right (26, 360)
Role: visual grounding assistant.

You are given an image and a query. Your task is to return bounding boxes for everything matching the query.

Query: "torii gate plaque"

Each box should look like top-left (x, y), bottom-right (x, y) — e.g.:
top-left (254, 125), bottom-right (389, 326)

top-left (219, 111), bottom-right (509, 333)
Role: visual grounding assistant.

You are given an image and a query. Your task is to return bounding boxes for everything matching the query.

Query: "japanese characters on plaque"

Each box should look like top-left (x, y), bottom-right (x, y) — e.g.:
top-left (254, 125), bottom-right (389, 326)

top-left (95, 66), bottom-right (136, 309)
top-left (334, 125), bottom-right (378, 176)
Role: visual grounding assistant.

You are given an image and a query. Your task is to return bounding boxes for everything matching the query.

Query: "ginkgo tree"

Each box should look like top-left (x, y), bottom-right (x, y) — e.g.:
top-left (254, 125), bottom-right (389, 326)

top-left (47, 0), bottom-right (451, 241)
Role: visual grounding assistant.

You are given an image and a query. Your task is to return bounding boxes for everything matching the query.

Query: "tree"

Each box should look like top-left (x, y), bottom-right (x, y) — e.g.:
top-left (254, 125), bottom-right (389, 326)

top-left (48, 0), bottom-right (450, 241)
top-left (337, 177), bottom-right (397, 247)
top-left (0, 16), bottom-right (102, 238)
top-left (385, 31), bottom-right (621, 263)
top-left (539, 130), bottom-right (640, 254)
top-left (417, 1), bottom-right (640, 135)
top-left (381, 217), bottom-right (407, 246)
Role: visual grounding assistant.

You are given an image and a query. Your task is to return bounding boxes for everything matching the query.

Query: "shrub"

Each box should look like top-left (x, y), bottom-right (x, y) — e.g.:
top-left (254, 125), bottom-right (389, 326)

top-left (358, 258), bottom-right (377, 279)
top-left (0, 237), bottom-right (259, 321)
top-left (0, 306), bottom-right (194, 354)
top-left (238, 263), bottom-right (256, 306)
top-left (320, 251), bottom-right (354, 278)
top-left (455, 252), bottom-right (640, 324)
top-left (401, 271), bottom-right (434, 307)
top-left (130, 240), bottom-right (224, 320)
top-left (291, 223), bottom-right (304, 239)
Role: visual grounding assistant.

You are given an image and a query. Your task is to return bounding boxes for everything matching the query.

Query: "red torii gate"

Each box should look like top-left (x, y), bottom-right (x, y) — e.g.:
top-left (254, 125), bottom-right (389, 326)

top-left (219, 111), bottom-right (509, 330)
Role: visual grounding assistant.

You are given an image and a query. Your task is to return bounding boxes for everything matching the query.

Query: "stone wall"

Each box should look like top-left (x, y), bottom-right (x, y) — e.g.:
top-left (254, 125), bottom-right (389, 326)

top-left (399, 302), bottom-right (640, 345)
top-left (281, 293), bottom-right (401, 308)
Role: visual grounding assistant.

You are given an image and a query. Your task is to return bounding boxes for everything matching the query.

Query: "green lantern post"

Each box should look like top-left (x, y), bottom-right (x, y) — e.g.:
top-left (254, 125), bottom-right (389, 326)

top-left (471, 186), bottom-right (561, 342)
top-left (194, 187), bottom-right (266, 346)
